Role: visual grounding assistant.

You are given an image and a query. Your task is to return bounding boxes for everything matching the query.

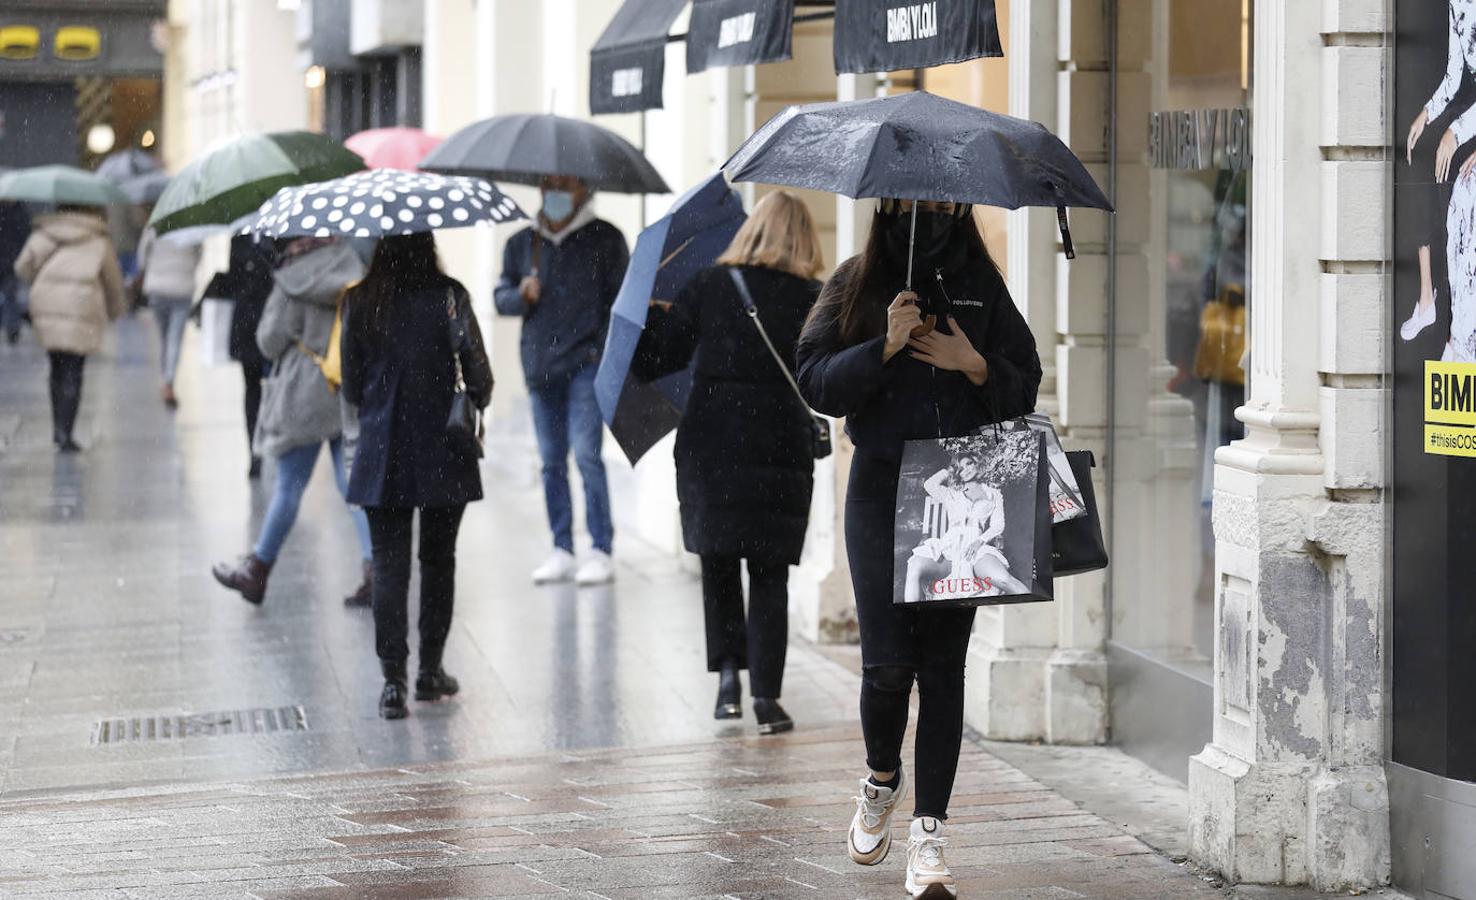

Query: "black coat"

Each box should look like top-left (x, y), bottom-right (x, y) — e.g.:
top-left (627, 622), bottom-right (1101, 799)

top-left (222, 236), bottom-right (275, 367)
top-left (796, 246), bottom-right (1042, 463)
top-left (341, 279), bottom-right (494, 509)
top-left (635, 264), bottom-right (820, 564)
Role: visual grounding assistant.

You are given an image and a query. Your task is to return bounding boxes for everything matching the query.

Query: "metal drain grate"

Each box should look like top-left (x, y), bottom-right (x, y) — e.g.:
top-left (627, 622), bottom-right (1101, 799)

top-left (92, 706), bottom-right (309, 745)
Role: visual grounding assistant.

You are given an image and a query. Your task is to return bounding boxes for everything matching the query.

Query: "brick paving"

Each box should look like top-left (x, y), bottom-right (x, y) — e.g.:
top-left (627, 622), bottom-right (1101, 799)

top-left (0, 722), bottom-right (1235, 899)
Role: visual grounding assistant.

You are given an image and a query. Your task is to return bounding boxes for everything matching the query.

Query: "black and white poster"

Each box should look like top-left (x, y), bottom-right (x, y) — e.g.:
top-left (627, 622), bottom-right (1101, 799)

top-left (1393, 0), bottom-right (1476, 782)
top-left (997, 413), bottom-right (1087, 524)
top-left (833, 0), bottom-right (1002, 75)
top-left (892, 430), bottom-right (1051, 608)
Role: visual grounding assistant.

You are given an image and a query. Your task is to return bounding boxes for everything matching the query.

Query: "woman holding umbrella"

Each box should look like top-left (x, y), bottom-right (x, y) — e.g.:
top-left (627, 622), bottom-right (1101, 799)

top-left (796, 200), bottom-right (1041, 898)
top-left (633, 191), bottom-right (823, 735)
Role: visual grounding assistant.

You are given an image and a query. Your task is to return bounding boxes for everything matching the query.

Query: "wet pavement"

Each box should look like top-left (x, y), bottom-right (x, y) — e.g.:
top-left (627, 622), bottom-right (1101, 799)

top-left (0, 316), bottom-right (1380, 898)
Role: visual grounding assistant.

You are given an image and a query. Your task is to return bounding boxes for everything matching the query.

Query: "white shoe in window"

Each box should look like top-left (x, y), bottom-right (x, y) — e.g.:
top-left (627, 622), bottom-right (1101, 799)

top-left (531, 549), bottom-right (577, 584)
top-left (575, 550), bottom-right (614, 585)
top-left (905, 816), bottom-right (957, 899)
top-left (1401, 294), bottom-right (1437, 342)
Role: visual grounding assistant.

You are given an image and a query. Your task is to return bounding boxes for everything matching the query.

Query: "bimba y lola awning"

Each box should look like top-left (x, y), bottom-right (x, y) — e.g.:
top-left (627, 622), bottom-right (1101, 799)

top-left (589, 0), bottom-right (1001, 115)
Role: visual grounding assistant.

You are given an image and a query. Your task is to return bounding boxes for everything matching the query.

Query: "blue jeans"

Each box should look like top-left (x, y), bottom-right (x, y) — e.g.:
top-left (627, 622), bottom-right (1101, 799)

top-left (529, 362), bottom-right (612, 554)
top-left (254, 438), bottom-right (372, 564)
top-left (150, 295), bottom-right (191, 386)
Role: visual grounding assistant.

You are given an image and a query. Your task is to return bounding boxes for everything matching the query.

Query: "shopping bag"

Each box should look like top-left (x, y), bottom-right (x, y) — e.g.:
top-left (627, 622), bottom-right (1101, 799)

top-left (997, 413), bottom-right (1087, 523)
top-left (1052, 450), bottom-right (1109, 576)
top-left (893, 429), bottom-right (1054, 608)
top-left (198, 297), bottom-right (234, 368)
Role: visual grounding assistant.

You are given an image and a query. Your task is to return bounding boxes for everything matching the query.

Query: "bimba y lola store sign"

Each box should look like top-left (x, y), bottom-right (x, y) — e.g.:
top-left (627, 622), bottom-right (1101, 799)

top-left (1424, 363), bottom-right (1476, 456)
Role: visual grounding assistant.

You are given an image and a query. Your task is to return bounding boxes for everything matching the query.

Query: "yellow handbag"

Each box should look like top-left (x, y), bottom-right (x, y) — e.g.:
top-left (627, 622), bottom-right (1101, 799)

top-left (297, 284), bottom-right (352, 392)
top-left (1194, 284), bottom-right (1246, 386)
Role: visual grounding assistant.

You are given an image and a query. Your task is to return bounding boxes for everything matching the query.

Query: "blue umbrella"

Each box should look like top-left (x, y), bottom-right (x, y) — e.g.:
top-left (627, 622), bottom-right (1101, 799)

top-left (596, 172), bottom-right (747, 464)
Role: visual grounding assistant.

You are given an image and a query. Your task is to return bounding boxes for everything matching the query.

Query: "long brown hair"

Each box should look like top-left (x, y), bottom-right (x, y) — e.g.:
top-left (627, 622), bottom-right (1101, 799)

top-left (810, 204), bottom-right (996, 347)
top-left (347, 233), bottom-right (452, 333)
top-left (716, 190), bottom-right (824, 278)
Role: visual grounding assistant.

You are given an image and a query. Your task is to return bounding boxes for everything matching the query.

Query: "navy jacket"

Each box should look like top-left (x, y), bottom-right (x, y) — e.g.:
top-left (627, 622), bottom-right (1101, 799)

top-left (341, 279), bottom-right (494, 509)
top-left (796, 248), bottom-right (1042, 464)
top-left (493, 220), bottom-right (628, 387)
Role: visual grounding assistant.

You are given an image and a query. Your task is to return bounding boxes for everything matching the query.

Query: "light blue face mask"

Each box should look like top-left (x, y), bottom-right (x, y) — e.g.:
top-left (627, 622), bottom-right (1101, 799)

top-left (542, 190), bottom-right (575, 222)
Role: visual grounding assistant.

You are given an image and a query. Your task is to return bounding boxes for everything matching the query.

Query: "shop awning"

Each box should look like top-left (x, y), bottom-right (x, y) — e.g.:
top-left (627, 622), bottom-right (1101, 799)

top-left (686, 0), bottom-right (796, 74)
top-left (590, 0), bottom-right (1000, 115)
top-left (590, 0), bottom-right (689, 115)
top-left (833, 0), bottom-right (1002, 74)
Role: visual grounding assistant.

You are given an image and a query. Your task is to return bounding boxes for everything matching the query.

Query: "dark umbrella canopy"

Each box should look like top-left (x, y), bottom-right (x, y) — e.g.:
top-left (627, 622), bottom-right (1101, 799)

top-left (724, 91), bottom-right (1111, 258)
top-left (148, 131), bottom-right (366, 235)
top-left (244, 169), bottom-right (525, 239)
top-left (421, 114), bottom-right (669, 194)
top-left (596, 172), bottom-right (747, 463)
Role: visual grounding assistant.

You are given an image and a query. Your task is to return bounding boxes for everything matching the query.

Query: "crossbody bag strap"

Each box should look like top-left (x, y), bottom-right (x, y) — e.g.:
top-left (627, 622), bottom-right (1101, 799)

top-left (446, 286), bottom-right (466, 391)
top-left (727, 267), bottom-right (809, 411)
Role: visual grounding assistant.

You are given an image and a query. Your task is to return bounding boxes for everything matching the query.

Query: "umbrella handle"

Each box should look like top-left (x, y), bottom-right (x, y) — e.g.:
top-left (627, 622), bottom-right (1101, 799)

top-left (905, 202), bottom-right (918, 290)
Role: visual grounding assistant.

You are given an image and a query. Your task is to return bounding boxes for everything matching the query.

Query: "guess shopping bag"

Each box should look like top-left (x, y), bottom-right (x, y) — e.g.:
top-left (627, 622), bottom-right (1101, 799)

top-left (893, 429), bottom-right (1054, 608)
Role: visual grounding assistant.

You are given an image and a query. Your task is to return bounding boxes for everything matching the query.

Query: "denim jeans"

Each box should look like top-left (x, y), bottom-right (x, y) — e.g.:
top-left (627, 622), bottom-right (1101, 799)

top-left (528, 361), bottom-right (612, 554)
top-left (150, 295), bottom-right (192, 386)
top-left (0, 275), bottom-right (24, 338)
top-left (254, 438), bottom-right (372, 564)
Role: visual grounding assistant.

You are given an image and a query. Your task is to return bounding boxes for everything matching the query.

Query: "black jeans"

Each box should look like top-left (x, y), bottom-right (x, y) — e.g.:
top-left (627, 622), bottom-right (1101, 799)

top-left (365, 505), bottom-right (466, 670)
top-left (47, 351), bottom-right (85, 442)
top-left (241, 357), bottom-right (265, 455)
top-left (701, 554), bottom-right (789, 699)
top-left (847, 451), bottom-right (976, 820)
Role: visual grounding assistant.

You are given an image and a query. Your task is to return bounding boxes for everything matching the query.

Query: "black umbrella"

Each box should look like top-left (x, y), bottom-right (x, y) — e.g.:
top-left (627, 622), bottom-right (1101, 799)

top-left (420, 114), bottom-right (669, 195)
top-left (724, 91), bottom-right (1112, 262)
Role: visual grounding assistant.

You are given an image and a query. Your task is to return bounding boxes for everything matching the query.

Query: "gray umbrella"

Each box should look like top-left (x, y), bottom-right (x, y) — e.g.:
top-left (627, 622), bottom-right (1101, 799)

top-left (421, 113), bottom-right (669, 194)
top-left (724, 91), bottom-right (1112, 260)
top-left (96, 148), bottom-right (160, 183)
top-left (121, 171), bottom-right (172, 205)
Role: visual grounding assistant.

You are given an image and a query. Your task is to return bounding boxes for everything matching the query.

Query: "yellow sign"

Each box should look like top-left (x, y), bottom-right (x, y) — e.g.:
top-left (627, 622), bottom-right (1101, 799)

top-left (1424, 360), bottom-right (1476, 455)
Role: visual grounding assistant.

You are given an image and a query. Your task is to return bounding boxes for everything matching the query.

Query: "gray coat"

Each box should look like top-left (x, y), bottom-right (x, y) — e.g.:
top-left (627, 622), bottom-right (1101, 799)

top-left (253, 243), bottom-right (365, 458)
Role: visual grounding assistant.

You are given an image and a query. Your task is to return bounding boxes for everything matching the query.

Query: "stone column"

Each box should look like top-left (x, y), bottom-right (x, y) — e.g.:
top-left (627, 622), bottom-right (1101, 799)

top-left (1187, 0), bottom-right (1390, 890)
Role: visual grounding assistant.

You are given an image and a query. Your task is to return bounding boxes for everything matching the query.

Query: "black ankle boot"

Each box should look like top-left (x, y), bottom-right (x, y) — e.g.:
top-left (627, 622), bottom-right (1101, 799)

top-left (753, 698), bottom-right (794, 735)
top-left (715, 659), bottom-right (742, 720)
top-left (415, 667), bottom-right (460, 702)
top-left (379, 661), bottom-right (408, 719)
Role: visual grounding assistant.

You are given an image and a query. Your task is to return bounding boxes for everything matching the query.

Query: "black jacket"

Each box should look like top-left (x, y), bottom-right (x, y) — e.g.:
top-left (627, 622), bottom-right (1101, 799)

top-left (221, 235), bottom-right (275, 367)
top-left (796, 248), bottom-right (1041, 463)
top-left (341, 279), bottom-right (493, 509)
top-left (493, 220), bottom-right (629, 387)
top-left (635, 264), bottom-right (820, 564)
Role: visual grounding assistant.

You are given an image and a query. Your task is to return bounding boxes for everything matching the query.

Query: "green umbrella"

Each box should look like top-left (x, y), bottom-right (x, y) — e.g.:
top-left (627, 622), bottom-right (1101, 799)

top-left (0, 165), bottom-right (131, 206)
top-left (147, 131), bottom-right (365, 235)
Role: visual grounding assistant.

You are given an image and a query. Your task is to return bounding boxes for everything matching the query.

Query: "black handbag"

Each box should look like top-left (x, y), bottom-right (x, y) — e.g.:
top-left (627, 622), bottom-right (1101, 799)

top-left (1051, 450), bottom-right (1108, 576)
top-left (727, 268), bottom-right (832, 460)
top-left (444, 289), bottom-right (484, 458)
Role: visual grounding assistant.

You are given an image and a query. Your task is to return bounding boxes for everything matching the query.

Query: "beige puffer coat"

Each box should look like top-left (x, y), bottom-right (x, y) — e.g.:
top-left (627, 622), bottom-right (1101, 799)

top-left (14, 212), bottom-right (127, 355)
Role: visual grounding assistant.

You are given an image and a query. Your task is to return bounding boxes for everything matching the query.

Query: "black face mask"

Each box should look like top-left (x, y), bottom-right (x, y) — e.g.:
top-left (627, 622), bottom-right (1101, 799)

top-left (885, 208), bottom-right (965, 263)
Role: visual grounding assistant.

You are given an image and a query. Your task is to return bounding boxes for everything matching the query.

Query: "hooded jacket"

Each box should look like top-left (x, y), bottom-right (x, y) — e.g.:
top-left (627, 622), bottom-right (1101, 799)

top-left (137, 227), bottom-right (202, 300)
top-left (253, 241), bottom-right (365, 458)
top-left (13, 211), bottom-right (127, 355)
top-left (493, 216), bottom-right (628, 386)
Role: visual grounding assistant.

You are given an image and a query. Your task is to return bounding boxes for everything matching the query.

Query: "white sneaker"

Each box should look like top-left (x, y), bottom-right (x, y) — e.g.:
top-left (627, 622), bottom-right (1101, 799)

top-left (905, 816), bottom-right (957, 899)
top-left (531, 549), bottom-right (577, 584)
top-left (1401, 294), bottom-right (1437, 341)
top-left (574, 550), bottom-right (614, 585)
top-left (848, 768), bottom-right (907, 866)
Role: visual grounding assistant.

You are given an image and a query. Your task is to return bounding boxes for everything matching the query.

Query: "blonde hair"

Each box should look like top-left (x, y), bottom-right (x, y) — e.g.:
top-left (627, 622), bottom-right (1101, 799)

top-left (716, 190), bottom-right (824, 279)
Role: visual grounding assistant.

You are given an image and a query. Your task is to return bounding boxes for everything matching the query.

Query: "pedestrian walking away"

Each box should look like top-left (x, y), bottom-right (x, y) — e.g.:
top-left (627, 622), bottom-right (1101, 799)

top-left (218, 234), bottom-right (277, 480)
top-left (633, 191), bottom-right (823, 736)
top-left (12, 206), bottom-right (129, 452)
top-left (495, 175), bottom-right (629, 586)
top-left (341, 233), bottom-right (493, 720)
top-left (211, 237), bottom-right (373, 606)
top-left (0, 199), bottom-right (32, 344)
top-left (795, 199), bottom-right (1042, 899)
top-left (136, 224), bottom-right (202, 408)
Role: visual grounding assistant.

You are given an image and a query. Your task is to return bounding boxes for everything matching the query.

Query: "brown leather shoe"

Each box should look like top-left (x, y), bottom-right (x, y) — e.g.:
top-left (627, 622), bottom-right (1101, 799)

top-left (212, 554), bottom-right (271, 605)
top-left (344, 560), bottom-right (373, 608)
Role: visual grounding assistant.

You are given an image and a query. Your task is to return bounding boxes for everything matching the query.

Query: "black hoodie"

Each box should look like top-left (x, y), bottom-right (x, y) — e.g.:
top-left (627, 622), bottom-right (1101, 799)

top-left (795, 243), bottom-right (1042, 463)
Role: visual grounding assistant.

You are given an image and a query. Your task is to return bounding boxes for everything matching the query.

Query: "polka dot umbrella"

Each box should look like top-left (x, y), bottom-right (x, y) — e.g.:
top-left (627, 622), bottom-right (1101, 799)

top-left (243, 168), bottom-right (525, 239)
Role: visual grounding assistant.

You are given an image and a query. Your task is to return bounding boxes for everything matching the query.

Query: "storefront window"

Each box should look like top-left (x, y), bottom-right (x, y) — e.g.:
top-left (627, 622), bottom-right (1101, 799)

top-left (1109, 0), bottom-right (1251, 681)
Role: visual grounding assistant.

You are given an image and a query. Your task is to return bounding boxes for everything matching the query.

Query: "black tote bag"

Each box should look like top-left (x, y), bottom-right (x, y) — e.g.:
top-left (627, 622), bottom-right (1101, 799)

top-left (1051, 451), bottom-right (1108, 576)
